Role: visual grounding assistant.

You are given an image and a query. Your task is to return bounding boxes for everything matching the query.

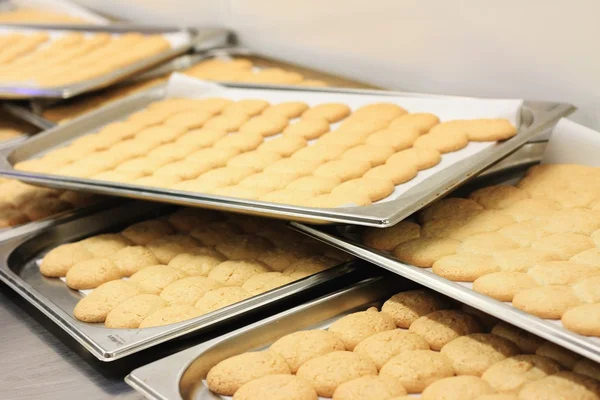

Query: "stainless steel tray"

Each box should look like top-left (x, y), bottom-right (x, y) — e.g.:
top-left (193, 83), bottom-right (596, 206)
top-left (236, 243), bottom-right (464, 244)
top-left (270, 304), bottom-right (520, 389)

top-left (0, 84), bottom-right (575, 227)
top-left (289, 221), bottom-right (600, 364)
top-left (0, 24), bottom-right (231, 99)
top-left (0, 201), bottom-right (363, 361)
top-left (125, 276), bottom-right (403, 400)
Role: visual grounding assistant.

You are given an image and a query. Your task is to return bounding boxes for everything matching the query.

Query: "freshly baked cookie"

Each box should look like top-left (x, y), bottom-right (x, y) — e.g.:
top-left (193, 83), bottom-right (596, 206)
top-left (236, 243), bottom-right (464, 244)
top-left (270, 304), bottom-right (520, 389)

top-left (328, 308), bottom-right (396, 350)
top-left (66, 258), bottom-right (122, 290)
top-left (352, 103), bottom-right (407, 122)
top-left (497, 221), bottom-right (548, 248)
top-left (433, 254), bottom-right (499, 282)
top-left (337, 116), bottom-right (390, 136)
top-left (242, 272), bottom-right (294, 295)
top-left (366, 126), bottom-right (420, 151)
top-left (440, 333), bottom-right (520, 376)
top-left (393, 237), bottom-right (460, 268)
top-left (573, 359), bottom-right (600, 381)
top-left (316, 130), bottom-right (364, 149)
top-left (128, 265), bottom-right (187, 295)
top-left (40, 242), bottom-right (94, 277)
top-left (314, 159), bottom-right (372, 182)
top-left (73, 280), bottom-right (142, 323)
top-left (457, 232), bottom-right (519, 256)
top-left (282, 256), bottom-right (339, 279)
top-left (186, 147), bottom-right (241, 169)
top-left (206, 351), bottom-right (291, 396)
top-left (332, 376), bottom-right (407, 400)
top-left (421, 376), bottom-right (495, 400)
top-left (159, 276), bottom-right (222, 305)
top-left (503, 198), bottom-right (560, 222)
top-left (409, 310), bottom-right (482, 351)
top-left (105, 294), bottom-right (168, 329)
top-left (462, 119), bottom-right (517, 142)
top-left (381, 290), bottom-right (450, 328)
top-left (203, 113), bottom-right (249, 132)
top-left (512, 286), bottom-right (581, 319)
top-left (362, 221), bottom-right (421, 251)
top-left (292, 144), bottom-right (346, 163)
top-left (146, 235), bottom-right (202, 264)
top-left (121, 219), bottom-right (175, 245)
top-left (194, 286), bottom-right (252, 313)
top-left (469, 185), bottom-right (530, 209)
top-left (167, 250), bottom-right (225, 277)
top-left (175, 128), bottom-right (227, 149)
top-left (517, 371), bottom-right (600, 400)
top-left (414, 131), bottom-right (469, 153)
top-left (264, 157), bottom-right (323, 177)
top-left (363, 161), bottom-right (418, 185)
top-left (270, 329), bottom-right (346, 373)
top-left (527, 261), bottom-right (600, 286)
top-left (136, 125), bottom-right (186, 145)
top-left (302, 103), bottom-right (351, 123)
top-left (332, 177), bottom-right (395, 202)
top-left (379, 349), bottom-right (454, 393)
top-left (164, 110), bottom-right (212, 130)
top-left (482, 354), bottom-right (562, 393)
top-left (296, 351), bottom-right (377, 397)
top-left (531, 233), bottom-right (594, 260)
top-left (239, 114), bottom-right (289, 137)
top-left (572, 276), bottom-right (600, 303)
top-left (422, 210), bottom-right (515, 241)
top-left (354, 329), bottom-right (430, 370)
top-left (535, 342), bottom-right (581, 369)
top-left (224, 99), bottom-right (270, 116)
top-left (213, 132), bottom-right (264, 152)
top-left (257, 135), bottom-right (307, 157)
top-left (386, 147), bottom-right (442, 170)
top-left (262, 101), bottom-right (309, 118)
top-left (341, 145), bottom-right (395, 167)
top-left (80, 233), bottom-right (131, 258)
top-left (473, 272), bottom-right (538, 302)
top-left (238, 172), bottom-right (298, 192)
top-left (108, 245), bottom-right (159, 276)
top-left (227, 151), bottom-right (282, 172)
top-left (390, 113), bottom-right (440, 134)
top-left (233, 374), bottom-right (317, 400)
top-left (283, 118), bottom-right (330, 139)
top-left (491, 322), bottom-right (545, 354)
top-left (562, 303), bottom-right (600, 337)
top-left (419, 198), bottom-right (484, 223)
top-left (541, 208), bottom-right (600, 236)
top-left (138, 304), bottom-right (202, 328)
top-left (208, 260), bottom-right (270, 286)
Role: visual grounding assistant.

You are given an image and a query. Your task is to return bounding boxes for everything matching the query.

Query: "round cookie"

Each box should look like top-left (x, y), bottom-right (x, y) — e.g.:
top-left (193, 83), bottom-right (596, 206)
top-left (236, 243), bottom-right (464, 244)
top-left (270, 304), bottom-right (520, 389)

top-left (491, 322), bottom-right (545, 354)
top-left (457, 232), bottom-right (519, 256)
top-left (352, 103), bottom-right (406, 122)
top-left (213, 132), bottom-right (264, 153)
top-left (517, 371), bottom-right (600, 400)
top-left (283, 118), bottom-right (330, 139)
top-left (204, 113), bottom-right (249, 132)
top-left (332, 376), bottom-right (407, 400)
top-left (341, 145), bottom-right (394, 167)
top-left (422, 210), bottom-right (515, 241)
top-left (195, 286), bottom-right (252, 314)
top-left (262, 101), bottom-right (309, 118)
top-left (362, 221), bottom-right (421, 251)
top-left (282, 256), bottom-right (339, 279)
top-left (433, 254), bottom-right (500, 282)
top-left (239, 114), bottom-right (289, 137)
top-left (531, 233), bottom-right (594, 260)
top-left (393, 237), bottom-right (460, 268)
top-left (572, 276), bottom-right (600, 303)
top-left (463, 119), bottom-right (517, 142)
top-left (573, 359), bottom-right (600, 381)
top-left (167, 251), bottom-right (225, 277)
top-left (379, 349), bottom-right (454, 393)
top-left (186, 148), bottom-right (241, 169)
top-left (159, 276), bottom-right (222, 305)
top-left (73, 280), bottom-right (142, 323)
top-left (292, 145), bottom-right (346, 163)
top-left (302, 103), bottom-right (351, 123)
top-left (419, 198), bottom-right (484, 223)
top-left (146, 234), bottom-right (202, 264)
top-left (40, 242), bottom-right (94, 277)
top-left (264, 157), bottom-right (322, 177)
top-left (215, 234), bottom-right (273, 260)
top-left (492, 248), bottom-right (558, 272)
top-left (227, 151), bottom-right (282, 171)
top-left (332, 177), bottom-right (395, 202)
top-left (175, 128), bottom-right (227, 149)
top-left (390, 113), bottom-right (440, 134)
top-left (381, 289), bottom-right (450, 328)
top-left (108, 245), bottom-right (159, 276)
top-left (128, 265), bottom-right (188, 295)
top-left (80, 233), bottom-right (131, 258)
top-left (270, 329), bottom-right (346, 373)
top-left (468, 185), bottom-right (530, 209)
top-left (366, 126), bottom-right (420, 151)
top-left (328, 308), bottom-right (396, 350)
top-left (105, 294), bottom-right (168, 329)
top-left (257, 135), bottom-right (307, 157)
top-left (409, 309), bottom-right (482, 350)
top-left (208, 260), bottom-right (270, 286)
top-left (440, 333), bottom-right (521, 376)
top-left (386, 147), bottom-right (442, 170)
top-left (138, 304), bottom-right (202, 328)
top-left (414, 131), bottom-right (469, 153)
top-left (481, 354), bottom-right (562, 393)
top-left (313, 159), bottom-right (372, 182)
top-left (421, 376), bottom-right (495, 400)
top-left (512, 286), bottom-right (581, 319)
top-left (527, 261), bottom-right (600, 286)
top-left (233, 374), bottom-right (317, 400)
top-left (562, 303), bottom-right (600, 337)
top-left (363, 162), bottom-right (418, 185)
top-left (354, 329), bottom-right (430, 369)
top-left (535, 342), bottom-right (581, 369)
top-left (242, 272), bottom-right (294, 295)
top-left (296, 351), bottom-right (377, 397)
top-left (65, 258), bottom-right (122, 290)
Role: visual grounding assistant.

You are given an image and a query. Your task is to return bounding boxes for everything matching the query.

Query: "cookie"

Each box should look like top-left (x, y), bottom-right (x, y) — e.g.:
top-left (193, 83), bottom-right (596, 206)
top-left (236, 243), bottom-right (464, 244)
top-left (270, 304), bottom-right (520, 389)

top-left (414, 131), bottom-right (469, 153)
top-left (80, 233), bottom-right (131, 258)
top-left (440, 333), bottom-right (520, 376)
top-left (328, 308), bottom-right (396, 350)
top-left (421, 376), bottom-right (495, 400)
top-left (462, 119), bottom-right (517, 142)
top-left (572, 276), bottom-right (600, 303)
top-left (204, 113), bottom-right (249, 132)
top-left (40, 242), bottom-right (94, 277)
top-left (270, 330), bottom-right (346, 373)
top-left (65, 258), bottom-right (122, 290)
top-left (128, 265), bottom-right (187, 295)
top-left (503, 198), bottom-right (561, 222)
top-left (433, 254), bottom-right (499, 282)
top-left (138, 304), bottom-right (202, 328)
top-left (146, 235), bottom-right (202, 264)
top-left (286, 176), bottom-right (340, 195)
top-left (366, 126), bottom-right (420, 150)
top-left (296, 351), bottom-right (377, 397)
top-left (227, 150), bottom-right (282, 171)
top-left (313, 159), bottom-right (372, 182)
top-left (390, 113), bottom-right (440, 134)
top-left (379, 349), bottom-right (454, 393)
top-left (517, 371), bottom-right (600, 400)
top-left (331, 177), bottom-right (395, 202)
top-left (386, 147), bottom-right (442, 170)
top-left (571, 248), bottom-right (600, 267)
top-left (354, 329), bottom-right (430, 370)
top-left (291, 144), bottom-right (346, 163)
top-left (283, 256), bottom-right (339, 279)
top-left (362, 221), bottom-right (421, 251)
top-left (257, 135), bottom-right (307, 157)
top-left (422, 210), bottom-right (515, 241)
top-left (164, 110), bottom-right (212, 130)
top-left (482, 354), bottom-right (562, 393)
top-left (239, 114), bottom-right (289, 137)
top-left (73, 280), bottom-right (142, 323)
top-left (527, 261), bottom-right (600, 286)
top-left (381, 289), bottom-right (450, 328)
top-left (115, 157), bottom-right (168, 176)
top-left (262, 101), bottom-right (309, 118)
top-left (512, 286), bottom-right (581, 319)
top-left (213, 132), bottom-right (264, 152)
top-left (316, 131), bottom-right (364, 149)
top-left (469, 185), bottom-right (530, 209)
top-left (175, 128), bottom-right (227, 149)
top-left (393, 237), bottom-right (460, 268)
top-left (409, 310), bottom-right (482, 351)
top-left (562, 303), bottom-right (600, 337)
top-left (531, 233), bottom-right (594, 260)
top-left (224, 99), bottom-right (270, 116)
top-left (108, 245), bottom-right (159, 276)
top-left (341, 145), bottom-right (395, 167)
top-left (363, 162), bottom-right (418, 185)
top-left (194, 286), bottom-right (252, 314)
top-left (535, 342), bottom-right (581, 369)
top-left (239, 172), bottom-right (298, 192)
top-left (573, 359), bottom-right (600, 381)
top-left (159, 276), bottom-right (222, 305)
top-left (332, 376), bottom-right (407, 400)
top-left (302, 103), bottom-right (351, 123)
top-left (283, 118), bottom-right (330, 139)
top-left (186, 148), bottom-right (241, 169)
top-left (121, 219), bottom-right (175, 245)
top-left (105, 294), bottom-right (168, 329)
top-left (233, 375), bottom-right (317, 400)
top-left (264, 157), bottom-right (322, 177)
top-left (352, 103), bottom-right (407, 122)
top-left (215, 235), bottom-right (273, 260)
top-left (491, 322), bottom-right (545, 354)
top-left (473, 272), bottom-right (538, 302)
top-left (208, 260), bottom-right (270, 286)
top-left (457, 232), bottom-right (519, 256)
top-left (497, 221), bottom-right (548, 248)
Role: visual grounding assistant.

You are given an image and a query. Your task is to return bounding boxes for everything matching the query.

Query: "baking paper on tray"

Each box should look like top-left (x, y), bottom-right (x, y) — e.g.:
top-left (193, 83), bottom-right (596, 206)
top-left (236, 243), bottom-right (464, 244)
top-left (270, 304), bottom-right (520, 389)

top-left (2, 0), bottom-right (109, 24)
top-left (165, 73), bottom-right (524, 206)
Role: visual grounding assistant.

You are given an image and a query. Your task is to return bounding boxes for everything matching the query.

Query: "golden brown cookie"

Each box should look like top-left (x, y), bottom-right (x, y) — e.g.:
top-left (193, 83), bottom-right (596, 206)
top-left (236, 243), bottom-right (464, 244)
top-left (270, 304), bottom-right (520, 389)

top-left (104, 294), bottom-right (168, 329)
top-left (146, 234), bottom-right (202, 264)
top-left (421, 376), bottom-right (495, 400)
top-left (381, 289), bottom-right (450, 328)
top-left (302, 103), bottom-right (351, 123)
top-left (527, 261), bottom-right (600, 286)
top-left (291, 144), bottom-right (346, 163)
top-left (233, 374), bottom-right (317, 400)
top-left (390, 113), bottom-right (440, 134)
top-left (213, 132), bottom-right (264, 152)
top-left (204, 112), bottom-right (249, 132)
top-left (306, 192), bottom-right (373, 208)
top-left (414, 131), bottom-right (469, 153)
top-left (164, 110), bottom-right (212, 130)
top-left (352, 103), bottom-right (407, 122)
top-left (531, 233), bottom-right (595, 260)
top-left (393, 237), bottom-right (460, 268)
top-left (469, 185), bottom-right (530, 209)
top-left (482, 354), bottom-right (562, 393)
top-left (108, 245), bottom-right (159, 277)
top-left (462, 119), bottom-right (517, 142)
top-left (227, 151), bottom-right (282, 171)
top-left (194, 286), bottom-right (252, 314)
top-left (313, 159), bottom-right (372, 182)
top-left (517, 371), bottom-right (600, 400)
top-left (332, 376), bottom-right (407, 400)
top-left (328, 308), bottom-right (396, 350)
top-left (503, 198), bottom-right (561, 222)
top-left (433, 254), bottom-right (500, 282)
top-left (73, 280), bottom-right (142, 323)
top-left (409, 310), bottom-right (482, 351)
top-left (512, 285), bottom-right (581, 319)
top-left (535, 342), bottom-right (581, 369)
top-left (159, 276), bottom-right (222, 305)
top-left (283, 118), bottom-right (330, 139)
top-left (365, 126), bottom-right (420, 151)
top-left (571, 248), bottom-right (600, 267)
top-left (186, 148), bottom-right (241, 169)
top-left (286, 176), bottom-right (340, 195)
top-left (262, 101), bottom-right (309, 118)
top-left (40, 242), bottom-right (94, 277)
top-left (572, 276), bottom-right (600, 303)
top-left (473, 272), bottom-right (538, 302)
top-left (208, 260), bottom-right (270, 286)
top-left (215, 235), bottom-right (273, 260)
top-left (457, 232), bottom-right (519, 256)
top-left (332, 177), bottom-right (395, 202)
top-left (128, 265), bottom-right (187, 295)
top-left (490, 322), bottom-right (545, 354)
top-left (138, 304), bottom-right (202, 328)
top-left (362, 221), bottom-right (421, 252)
top-left (175, 128), bottom-right (227, 149)
top-left (562, 303), bottom-right (600, 337)
top-left (80, 233), bottom-right (131, 258)
top-left (257, 135), bottom-right (307, 157)
top-left (363, 162), bottom-right (418, 185)
top-left (65, 258), bottom-right (122, 290)
top-left (239, 114), bottom-right (289, 137)
top-left (493, 247), bottom-right (558, 272)
top-left (341, 145), bottom-right (395, 167)
top-left (422, 210), bottom-right (515, 241)
top-left (386, 148), bottom-right (442, 170)
top-left (354, 329), bottom-right (430, 370)
top-left (264, 157), bottom-right (322, 177)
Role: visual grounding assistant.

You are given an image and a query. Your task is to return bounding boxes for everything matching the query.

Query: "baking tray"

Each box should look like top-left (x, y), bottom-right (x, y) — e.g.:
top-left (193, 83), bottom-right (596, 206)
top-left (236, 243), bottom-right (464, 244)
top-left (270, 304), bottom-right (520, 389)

top-left (0, 24), bottom-right (230, 99)
top-left (0, 79), bottom-right (575, 227)
top-left (0, 201), bottom-right (364, 361)
top-left (289, 217), bottom-right (600, 364)
top-left (0, 0), bottom-right (110, 24)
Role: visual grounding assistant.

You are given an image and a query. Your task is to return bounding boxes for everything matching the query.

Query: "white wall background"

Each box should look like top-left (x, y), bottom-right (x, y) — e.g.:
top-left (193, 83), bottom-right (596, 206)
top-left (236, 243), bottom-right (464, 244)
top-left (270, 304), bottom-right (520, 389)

top-left (78, 0), bottom-right (600, 130)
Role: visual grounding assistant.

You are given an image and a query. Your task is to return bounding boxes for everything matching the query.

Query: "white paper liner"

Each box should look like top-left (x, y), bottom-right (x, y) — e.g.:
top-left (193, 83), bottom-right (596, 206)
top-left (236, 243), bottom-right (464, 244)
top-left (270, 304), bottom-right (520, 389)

top-left (2, 0), bottom-right (109, 24)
